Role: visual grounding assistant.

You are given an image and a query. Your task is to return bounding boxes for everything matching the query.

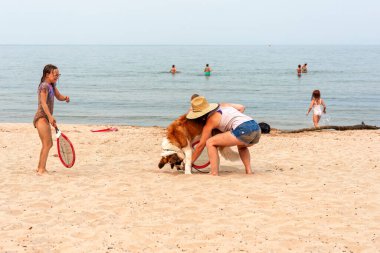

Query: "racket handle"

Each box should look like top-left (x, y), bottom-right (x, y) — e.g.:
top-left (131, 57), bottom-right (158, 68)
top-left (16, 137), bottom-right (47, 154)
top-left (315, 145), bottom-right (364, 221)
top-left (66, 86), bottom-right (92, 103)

top-left (55, 127), bottom-right (61, 138)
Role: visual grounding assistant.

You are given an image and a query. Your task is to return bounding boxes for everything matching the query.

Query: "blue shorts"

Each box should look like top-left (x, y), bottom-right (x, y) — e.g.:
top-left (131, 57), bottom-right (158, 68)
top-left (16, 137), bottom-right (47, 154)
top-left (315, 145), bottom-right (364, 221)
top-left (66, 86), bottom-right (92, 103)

top-left (231, 120), bottom-right (261, 145)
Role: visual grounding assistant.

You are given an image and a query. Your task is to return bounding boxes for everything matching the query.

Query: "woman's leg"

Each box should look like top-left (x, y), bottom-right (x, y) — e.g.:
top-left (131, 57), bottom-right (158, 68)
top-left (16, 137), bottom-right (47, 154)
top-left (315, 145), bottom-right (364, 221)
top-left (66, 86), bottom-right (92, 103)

top-left (237, 146), bottom-right (252, 174)
top-left (316, 115), bottom-right (321, 125)
top-left (313, 114), bottom-right (320, 128)
top-left (206, 132), bottom-right (248, 176)
top-left (36, 118), bottom-right (53, 175)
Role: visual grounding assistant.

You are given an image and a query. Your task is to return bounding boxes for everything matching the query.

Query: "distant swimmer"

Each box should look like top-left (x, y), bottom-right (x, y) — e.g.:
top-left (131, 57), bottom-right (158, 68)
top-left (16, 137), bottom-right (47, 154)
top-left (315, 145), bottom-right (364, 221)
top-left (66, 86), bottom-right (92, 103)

top-left (302, 63), bottom-right (308, 73)
top-left (204, 64), bottom-right (211, 76)
top-left (170, 65), bottom-right (177, 74)
top-left (297, 64), bottom-right (302, 77)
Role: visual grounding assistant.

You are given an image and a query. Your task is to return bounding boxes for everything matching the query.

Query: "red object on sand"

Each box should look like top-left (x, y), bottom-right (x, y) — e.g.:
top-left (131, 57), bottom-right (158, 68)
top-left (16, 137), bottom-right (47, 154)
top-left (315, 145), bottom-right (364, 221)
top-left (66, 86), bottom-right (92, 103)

top-left (91, 127), bottom-right (119, 133)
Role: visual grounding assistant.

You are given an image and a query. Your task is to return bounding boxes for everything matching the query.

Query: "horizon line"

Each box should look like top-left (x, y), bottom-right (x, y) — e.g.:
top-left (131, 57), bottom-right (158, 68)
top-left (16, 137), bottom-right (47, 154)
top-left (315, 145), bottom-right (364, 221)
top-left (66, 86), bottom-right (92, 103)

top-left (0, 43), bottom-right (379, 46)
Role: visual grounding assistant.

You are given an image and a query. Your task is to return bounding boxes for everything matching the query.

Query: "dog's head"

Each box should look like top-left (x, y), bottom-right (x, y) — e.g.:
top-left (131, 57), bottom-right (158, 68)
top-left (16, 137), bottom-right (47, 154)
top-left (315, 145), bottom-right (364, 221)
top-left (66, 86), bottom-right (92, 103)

top-left (159, 137), bottom-right (185, 170)
top-left (158, 153), bottom-right (184, 170)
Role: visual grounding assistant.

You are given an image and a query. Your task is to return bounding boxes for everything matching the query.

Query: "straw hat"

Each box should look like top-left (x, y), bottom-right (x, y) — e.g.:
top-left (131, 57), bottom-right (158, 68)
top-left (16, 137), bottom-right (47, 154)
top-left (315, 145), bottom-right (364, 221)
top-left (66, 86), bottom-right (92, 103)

top-left (186, 96), bottom-right (219, 119)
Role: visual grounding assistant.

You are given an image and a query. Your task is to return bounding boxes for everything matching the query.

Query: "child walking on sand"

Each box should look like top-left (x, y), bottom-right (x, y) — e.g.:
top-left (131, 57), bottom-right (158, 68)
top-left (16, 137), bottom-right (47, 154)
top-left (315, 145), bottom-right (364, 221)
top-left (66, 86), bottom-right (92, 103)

top-left (306, 90), bottom-right (326, 128)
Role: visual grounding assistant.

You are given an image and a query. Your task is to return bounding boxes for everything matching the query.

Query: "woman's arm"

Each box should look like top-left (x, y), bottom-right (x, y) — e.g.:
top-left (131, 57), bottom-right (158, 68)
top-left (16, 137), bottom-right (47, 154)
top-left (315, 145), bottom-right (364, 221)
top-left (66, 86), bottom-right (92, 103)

top-left (191, 115), bottom-right (219, 164)
top-left (231, 103), bottom-right (245, 113)
top-left (54, 87), bottom-right (70, 102)
top-left (306, 100), bottom-right (314, 115)
top-left (220, 103), bottom-right (245, 113)
top-left (322, 99), bottom-right (327, 113)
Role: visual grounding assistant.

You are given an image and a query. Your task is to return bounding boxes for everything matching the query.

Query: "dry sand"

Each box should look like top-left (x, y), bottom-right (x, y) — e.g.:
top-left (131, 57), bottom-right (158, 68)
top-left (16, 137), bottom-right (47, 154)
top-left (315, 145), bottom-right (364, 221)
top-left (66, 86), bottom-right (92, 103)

top-left (0, 123), bottom-right (379, 252)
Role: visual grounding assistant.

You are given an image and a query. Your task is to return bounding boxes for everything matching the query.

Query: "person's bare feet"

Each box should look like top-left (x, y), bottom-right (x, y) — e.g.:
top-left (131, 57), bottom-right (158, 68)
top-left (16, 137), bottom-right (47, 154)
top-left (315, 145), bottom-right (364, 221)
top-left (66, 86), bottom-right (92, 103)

top-left (210, 169), bottom-right (219, 176)
top-left (36, 168), bottom-right (49, 175)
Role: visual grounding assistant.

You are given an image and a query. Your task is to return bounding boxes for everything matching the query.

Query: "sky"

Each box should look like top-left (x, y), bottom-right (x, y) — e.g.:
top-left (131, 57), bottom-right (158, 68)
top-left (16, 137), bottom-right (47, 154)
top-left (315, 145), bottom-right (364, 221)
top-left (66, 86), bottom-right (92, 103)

top-left (0, 0), bottom-right (379, 45)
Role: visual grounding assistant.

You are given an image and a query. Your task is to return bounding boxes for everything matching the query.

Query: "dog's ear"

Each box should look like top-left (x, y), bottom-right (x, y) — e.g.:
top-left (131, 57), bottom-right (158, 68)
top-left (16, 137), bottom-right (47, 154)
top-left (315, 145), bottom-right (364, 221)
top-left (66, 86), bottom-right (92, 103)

top-left (169, 154), bottom-right (183, 166)
top-left (159, 154), bottom-right (184, 169)
top-left (158, 156), bottom-right (169, 169)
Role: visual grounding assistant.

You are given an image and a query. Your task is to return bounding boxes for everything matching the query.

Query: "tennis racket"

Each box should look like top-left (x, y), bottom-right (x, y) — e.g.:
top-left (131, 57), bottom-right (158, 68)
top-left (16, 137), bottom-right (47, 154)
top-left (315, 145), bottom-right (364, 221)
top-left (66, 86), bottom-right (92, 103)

top-left (191, 140), bottom-right (210, 170)
top-left (55, 127), bottom-right (76, 168)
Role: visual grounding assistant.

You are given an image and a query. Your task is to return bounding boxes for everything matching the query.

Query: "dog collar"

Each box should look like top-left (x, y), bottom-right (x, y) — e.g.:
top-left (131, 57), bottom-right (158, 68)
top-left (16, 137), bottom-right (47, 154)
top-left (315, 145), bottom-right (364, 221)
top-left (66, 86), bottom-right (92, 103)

top-left (161, 138), bottom-right (185, 159)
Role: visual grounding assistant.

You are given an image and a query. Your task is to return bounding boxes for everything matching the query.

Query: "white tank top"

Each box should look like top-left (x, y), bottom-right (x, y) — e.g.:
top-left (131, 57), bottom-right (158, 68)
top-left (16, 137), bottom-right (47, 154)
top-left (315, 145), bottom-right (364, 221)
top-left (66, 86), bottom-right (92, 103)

top-left (216, 107), bottom-right (252, 132)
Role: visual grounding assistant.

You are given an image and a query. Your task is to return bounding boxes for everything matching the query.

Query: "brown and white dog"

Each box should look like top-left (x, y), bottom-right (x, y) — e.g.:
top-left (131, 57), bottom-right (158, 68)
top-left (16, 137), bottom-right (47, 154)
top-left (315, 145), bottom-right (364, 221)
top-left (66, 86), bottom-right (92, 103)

top-left (158, 114), bottom-right (239, 174)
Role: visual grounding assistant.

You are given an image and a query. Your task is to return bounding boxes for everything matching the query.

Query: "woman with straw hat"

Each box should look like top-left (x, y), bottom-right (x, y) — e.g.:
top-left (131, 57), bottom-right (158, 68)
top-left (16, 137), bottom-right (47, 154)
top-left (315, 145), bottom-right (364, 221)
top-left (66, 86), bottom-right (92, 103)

top-left (187, 96), bottom-right (261, 176)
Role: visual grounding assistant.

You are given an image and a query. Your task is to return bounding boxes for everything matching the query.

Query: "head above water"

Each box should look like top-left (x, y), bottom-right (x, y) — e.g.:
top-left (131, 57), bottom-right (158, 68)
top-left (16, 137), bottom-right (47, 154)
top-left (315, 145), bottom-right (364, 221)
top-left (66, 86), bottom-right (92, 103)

top-left (41, 64), bottom-right (59, 84)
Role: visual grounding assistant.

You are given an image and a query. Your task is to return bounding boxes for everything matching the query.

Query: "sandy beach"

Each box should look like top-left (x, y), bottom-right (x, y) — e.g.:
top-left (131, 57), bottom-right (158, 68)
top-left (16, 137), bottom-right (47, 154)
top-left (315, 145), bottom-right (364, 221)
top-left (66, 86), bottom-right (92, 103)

top-left (0, 123), bottom-right (379, 252)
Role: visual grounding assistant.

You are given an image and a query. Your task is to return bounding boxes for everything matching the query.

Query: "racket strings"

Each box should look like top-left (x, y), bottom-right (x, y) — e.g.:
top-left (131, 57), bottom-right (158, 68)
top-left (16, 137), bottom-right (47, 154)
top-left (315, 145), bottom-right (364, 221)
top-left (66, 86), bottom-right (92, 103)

top-left (58, 136), bottom-right (73, 165)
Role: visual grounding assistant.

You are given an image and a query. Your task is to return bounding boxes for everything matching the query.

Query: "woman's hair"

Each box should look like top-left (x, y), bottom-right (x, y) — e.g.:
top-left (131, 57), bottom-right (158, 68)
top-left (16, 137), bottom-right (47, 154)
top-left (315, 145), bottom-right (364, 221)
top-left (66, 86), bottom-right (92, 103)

top-left (206, 64), bottom-right (209, 67)
top-left (40, 64), bottom-right (58, 83)
top-left (298, 64), bottom-right (301, 68)
top-left (172, 65), bottom-right (175, 68)
top-left (190, 94), bottom-right (199, 101)
top-left (312, 90), bottom-right (321, 99)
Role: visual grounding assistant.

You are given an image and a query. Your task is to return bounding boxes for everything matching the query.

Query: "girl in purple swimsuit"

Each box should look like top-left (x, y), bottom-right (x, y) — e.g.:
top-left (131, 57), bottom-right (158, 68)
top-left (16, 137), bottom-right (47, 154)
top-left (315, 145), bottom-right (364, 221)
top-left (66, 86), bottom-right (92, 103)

top-left (33, 64), bottom-right (70, 175)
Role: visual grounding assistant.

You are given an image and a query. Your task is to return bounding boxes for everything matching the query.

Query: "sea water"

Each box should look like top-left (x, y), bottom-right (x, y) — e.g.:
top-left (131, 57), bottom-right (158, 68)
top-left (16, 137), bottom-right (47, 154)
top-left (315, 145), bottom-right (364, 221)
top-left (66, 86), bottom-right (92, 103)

top-left (0, 45), bottom-right (379, 130)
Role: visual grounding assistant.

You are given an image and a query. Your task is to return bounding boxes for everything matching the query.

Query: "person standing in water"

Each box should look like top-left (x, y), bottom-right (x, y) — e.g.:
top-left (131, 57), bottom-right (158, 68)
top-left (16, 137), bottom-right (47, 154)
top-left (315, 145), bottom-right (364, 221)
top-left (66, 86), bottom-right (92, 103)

top-left (170, 65), bottom-right (177, 74)
top-left (204, 64), bottom-right (211, 76)
top-left (297, 64), bottom-right (302, 77)
top-left (302, 63), bottom-right (308, 73)
top-left (33, 64), bottom-right (70, 175)
top-left (306, 90), bottom-right (327, 128)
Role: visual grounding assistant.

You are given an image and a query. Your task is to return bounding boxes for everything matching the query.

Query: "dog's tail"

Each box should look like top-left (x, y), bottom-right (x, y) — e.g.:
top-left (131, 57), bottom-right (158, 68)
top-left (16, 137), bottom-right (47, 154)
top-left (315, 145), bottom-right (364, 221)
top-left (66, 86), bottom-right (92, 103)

top-left (218, 146), bottom-right (240, 161)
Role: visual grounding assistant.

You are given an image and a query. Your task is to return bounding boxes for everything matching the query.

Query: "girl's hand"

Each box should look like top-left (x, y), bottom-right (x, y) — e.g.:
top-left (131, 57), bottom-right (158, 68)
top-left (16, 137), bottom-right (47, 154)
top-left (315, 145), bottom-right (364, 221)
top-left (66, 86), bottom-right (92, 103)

top-left (48, 116), bottom-right (57, 128)
top-left (65, 96), bottom-right (70, 103)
